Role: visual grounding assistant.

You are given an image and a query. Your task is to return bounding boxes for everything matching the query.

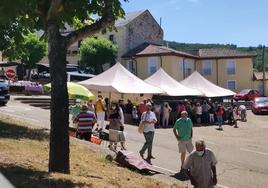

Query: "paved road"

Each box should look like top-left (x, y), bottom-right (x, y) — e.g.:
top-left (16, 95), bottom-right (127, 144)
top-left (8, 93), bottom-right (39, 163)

top-left (1, 97), bottom-right (268, 188)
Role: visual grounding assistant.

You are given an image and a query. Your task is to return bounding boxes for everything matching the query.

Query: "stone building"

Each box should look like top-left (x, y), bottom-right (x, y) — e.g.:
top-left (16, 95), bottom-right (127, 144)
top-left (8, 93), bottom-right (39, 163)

top-left (50, 9), bottom-right (163, 66)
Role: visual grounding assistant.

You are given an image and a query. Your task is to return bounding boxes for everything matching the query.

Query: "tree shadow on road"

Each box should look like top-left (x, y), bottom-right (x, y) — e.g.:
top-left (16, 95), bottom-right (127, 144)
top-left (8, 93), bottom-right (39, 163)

top-left (0, 120), bottom-right (49, 141)
top-left (0, 163), bottom-right (90, 188)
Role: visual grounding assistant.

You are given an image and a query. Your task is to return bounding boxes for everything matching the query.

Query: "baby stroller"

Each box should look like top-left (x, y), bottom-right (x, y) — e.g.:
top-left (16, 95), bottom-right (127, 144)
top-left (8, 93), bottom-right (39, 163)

top-left (106, 119), bottom-right (126, 152)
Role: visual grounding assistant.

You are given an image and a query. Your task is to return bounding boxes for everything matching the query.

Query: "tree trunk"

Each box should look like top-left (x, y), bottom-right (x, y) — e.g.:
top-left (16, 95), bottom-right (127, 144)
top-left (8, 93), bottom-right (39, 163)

top-left (95, 63), bottom-right (103, 74)
top-left (27, 68), bottom-right (32, 80)
top-left (47, 24), bottom-right (70, 173)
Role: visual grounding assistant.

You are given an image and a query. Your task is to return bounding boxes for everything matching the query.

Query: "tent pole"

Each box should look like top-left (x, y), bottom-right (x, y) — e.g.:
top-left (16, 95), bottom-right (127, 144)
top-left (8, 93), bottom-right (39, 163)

top-left (108, 91), bottom-right (111, 109)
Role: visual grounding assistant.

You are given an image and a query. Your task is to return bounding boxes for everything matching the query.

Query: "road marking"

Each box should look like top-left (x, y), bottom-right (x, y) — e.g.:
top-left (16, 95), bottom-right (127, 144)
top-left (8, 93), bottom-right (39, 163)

top-left (240, 148), bottom-right (268, 156)
top-left (217, 184), bottom-right (230, 188)
top-left (152, 165), bottom-right (177, 174)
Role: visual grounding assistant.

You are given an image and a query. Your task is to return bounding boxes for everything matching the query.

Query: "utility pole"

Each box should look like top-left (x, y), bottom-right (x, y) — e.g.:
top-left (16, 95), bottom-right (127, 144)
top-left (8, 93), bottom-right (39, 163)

top-left (262, 45), bottom-right (266, 96)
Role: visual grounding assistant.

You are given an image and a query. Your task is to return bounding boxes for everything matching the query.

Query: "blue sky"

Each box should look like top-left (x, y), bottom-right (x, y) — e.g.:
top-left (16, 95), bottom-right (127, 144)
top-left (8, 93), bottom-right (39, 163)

top-left (122, 0), bottom-right (268, 47)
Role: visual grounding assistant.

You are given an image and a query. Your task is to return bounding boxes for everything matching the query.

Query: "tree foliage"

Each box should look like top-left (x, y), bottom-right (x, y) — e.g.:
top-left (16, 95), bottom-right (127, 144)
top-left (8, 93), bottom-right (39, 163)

top-left (164, 40), bottom-right (237, 51)
top-left (0, 0), bottom-right (126, 174)
top-left (79, 37), bottom-right (118, 73)
top-left (21, 33), bottom-right (47, 68)
top-left (3, 33), bottom-right (47, 68)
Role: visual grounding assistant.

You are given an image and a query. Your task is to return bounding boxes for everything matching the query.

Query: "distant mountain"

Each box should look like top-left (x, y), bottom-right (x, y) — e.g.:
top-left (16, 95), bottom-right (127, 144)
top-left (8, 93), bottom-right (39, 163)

top-left (164, 40), bottom-right (268, 72)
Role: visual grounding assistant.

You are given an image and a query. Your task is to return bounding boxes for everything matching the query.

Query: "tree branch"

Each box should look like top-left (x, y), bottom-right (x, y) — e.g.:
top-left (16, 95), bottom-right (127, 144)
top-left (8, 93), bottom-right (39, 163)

top-left (65, 0), bottom-right (115, 48)
top-left (47, 0), bottom-right (63, 22)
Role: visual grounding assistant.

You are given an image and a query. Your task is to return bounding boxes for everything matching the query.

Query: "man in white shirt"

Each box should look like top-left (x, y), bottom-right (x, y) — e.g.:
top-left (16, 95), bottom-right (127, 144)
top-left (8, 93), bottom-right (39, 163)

top-left (139, 102), bottom-right (157, 164)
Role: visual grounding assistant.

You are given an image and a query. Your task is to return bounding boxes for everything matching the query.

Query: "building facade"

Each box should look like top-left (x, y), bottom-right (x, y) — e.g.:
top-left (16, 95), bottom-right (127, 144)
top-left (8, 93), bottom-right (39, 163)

top-left (121, 43), bottom-right (257, 93)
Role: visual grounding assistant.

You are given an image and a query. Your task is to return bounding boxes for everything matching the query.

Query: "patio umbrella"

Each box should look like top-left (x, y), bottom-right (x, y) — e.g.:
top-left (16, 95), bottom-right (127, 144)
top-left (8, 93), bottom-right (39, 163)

top-left (44, 82), bottom-right (94, 101)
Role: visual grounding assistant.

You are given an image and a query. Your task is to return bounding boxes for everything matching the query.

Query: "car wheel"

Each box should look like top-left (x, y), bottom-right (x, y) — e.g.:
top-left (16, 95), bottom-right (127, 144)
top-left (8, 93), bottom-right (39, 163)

top-left (252, 109), bottom-right (258, 115)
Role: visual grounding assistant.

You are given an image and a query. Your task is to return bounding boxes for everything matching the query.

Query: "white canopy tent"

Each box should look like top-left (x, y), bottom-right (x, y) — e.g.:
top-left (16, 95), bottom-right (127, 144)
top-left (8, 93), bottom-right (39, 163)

top-left (79, 63), bottom-right (163, 94)
top-left (181, 71), bottom-right (235, 97)
top-left (144, 68), bottom-right (203, 96)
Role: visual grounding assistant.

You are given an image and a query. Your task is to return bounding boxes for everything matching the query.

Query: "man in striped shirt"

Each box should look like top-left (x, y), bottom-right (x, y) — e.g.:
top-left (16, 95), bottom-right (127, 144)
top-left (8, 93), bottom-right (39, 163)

top-left (74, 104), bottom-right (96, 140)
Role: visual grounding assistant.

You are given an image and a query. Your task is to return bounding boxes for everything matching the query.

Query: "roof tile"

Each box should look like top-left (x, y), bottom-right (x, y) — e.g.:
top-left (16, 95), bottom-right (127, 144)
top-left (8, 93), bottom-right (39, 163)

top-left (122, 43), bottom-right (197, 58)
top-left (123, 45), bottom-right (257, 59)
top-left (115, 10), bottom-right (146, 27)
top-left (198, 48), bottom-right (257, 58)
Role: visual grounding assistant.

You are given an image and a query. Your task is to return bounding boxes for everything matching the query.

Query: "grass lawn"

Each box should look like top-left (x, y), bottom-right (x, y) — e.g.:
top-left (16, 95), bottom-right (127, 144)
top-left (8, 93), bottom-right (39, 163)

top-left (0, 115), bottom-right (184, 188)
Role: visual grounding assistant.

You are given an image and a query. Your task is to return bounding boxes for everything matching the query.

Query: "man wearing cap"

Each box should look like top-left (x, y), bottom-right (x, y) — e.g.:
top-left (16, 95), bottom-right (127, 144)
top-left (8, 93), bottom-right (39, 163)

top-left (139, 102), bottom-right (157, 164)
top-left (183, 139), bottom-right (218, 188)
top-left (173, 111), bottom-right (194, 169)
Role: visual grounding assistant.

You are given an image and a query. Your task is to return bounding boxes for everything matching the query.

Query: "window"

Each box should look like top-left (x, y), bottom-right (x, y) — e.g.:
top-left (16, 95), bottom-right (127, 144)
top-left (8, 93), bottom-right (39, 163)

top-left (202, 60), bottom-right (212, 76)
top-left (226, 60), bottom-right (236, 75)
top-left (184, 59), bottom-right (194, 77)
top-left (148, 57), bottom-right (158, 75)
top-left (126, 60), bottom-right (136, 74)
top-left (227, 80), bottom-right (236, 90)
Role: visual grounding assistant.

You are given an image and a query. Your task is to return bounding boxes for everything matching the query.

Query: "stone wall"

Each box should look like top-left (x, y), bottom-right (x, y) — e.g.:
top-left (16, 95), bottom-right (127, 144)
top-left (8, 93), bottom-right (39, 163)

top-left (126, 10), bottom-right (163, 50)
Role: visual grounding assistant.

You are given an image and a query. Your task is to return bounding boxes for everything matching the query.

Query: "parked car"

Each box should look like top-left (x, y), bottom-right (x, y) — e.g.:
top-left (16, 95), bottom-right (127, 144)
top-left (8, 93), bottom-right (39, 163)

top-left (0, 80), bottom-right (10, 105)
top-left (38, 71), bottom-right (50, 79)
top-left (252, 97), bottom-right (268, 114)
top-left (233, 89), bottom-right (262, 101)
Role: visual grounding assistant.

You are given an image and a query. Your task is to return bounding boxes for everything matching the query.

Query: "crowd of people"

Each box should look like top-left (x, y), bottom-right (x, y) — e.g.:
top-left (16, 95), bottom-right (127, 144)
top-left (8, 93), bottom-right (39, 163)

top-left (70, 96), bottom-right (247, 146)
top-left (70, 95), bottom-right (248, 188)
top-left (123, 98), bottom-right (247, 130)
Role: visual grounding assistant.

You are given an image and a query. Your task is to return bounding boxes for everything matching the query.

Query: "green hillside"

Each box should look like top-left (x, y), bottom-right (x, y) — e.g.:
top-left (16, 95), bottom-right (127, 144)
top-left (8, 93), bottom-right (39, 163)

top-left (164, 40), bottom-right (268, 72)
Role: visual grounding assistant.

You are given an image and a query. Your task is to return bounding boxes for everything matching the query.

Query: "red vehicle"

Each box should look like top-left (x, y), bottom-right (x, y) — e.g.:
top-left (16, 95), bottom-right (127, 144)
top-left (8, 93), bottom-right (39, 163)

top-left (233, 89), bottom-right (262, 101)
top-left (252, 97), bottom-right (268, 114)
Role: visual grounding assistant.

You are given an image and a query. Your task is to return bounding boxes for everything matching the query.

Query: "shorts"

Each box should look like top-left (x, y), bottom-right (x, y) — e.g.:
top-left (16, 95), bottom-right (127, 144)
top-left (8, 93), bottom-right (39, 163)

top-left (178, 139), bottom-right (194, 153)
top-left (77, 132), bottom-right (92, 141)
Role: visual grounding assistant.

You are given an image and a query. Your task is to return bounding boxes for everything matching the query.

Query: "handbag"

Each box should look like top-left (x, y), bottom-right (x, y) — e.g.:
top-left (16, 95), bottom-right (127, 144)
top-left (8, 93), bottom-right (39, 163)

top-left (138, 121), bottom-right (145, 133)
top-left (138, 113), bottom-right (148, 134)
